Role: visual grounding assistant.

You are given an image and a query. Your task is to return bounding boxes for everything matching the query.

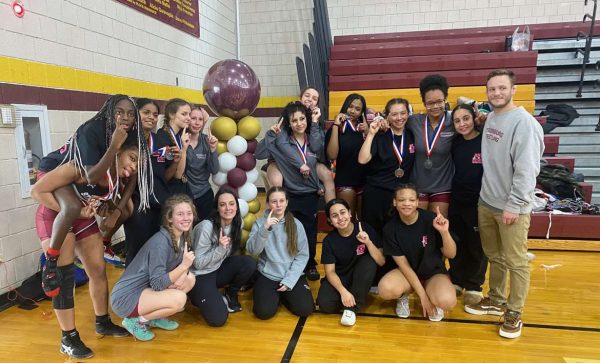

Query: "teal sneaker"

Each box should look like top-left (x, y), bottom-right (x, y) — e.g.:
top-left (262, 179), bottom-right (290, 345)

top-left (148, 318), bottom-right (179, 331)
top-left (122, 318), bottom-right (155, 341)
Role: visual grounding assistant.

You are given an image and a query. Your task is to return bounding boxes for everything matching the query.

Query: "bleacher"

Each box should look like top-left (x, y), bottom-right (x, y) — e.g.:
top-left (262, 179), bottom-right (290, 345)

top-left (321, 21), bottom-right (600, 240)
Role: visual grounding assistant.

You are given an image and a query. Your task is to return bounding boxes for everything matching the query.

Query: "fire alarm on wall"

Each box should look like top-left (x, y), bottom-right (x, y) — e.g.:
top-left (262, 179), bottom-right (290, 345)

top-left (12, 1), bottom-right (25, 18)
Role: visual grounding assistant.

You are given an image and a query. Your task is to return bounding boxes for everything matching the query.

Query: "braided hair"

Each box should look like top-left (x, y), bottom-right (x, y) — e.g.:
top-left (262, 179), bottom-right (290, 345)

top-left (65, 94), bottom-right (154, 210)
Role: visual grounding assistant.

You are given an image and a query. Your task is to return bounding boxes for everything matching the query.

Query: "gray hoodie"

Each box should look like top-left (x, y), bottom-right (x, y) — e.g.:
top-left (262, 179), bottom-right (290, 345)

top-left (190, 220), bottom-right (234, 276)
top-left (255, 122), bottom-right (323, 194)
top-left (480, 106), bottom-right (544, 214)
top-left (246, 210), bottom-right (308, 289)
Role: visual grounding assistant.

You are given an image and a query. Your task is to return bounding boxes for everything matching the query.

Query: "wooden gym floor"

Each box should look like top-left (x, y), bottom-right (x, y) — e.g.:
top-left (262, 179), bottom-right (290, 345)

top-left (1, 246), bottom-right (600, 362)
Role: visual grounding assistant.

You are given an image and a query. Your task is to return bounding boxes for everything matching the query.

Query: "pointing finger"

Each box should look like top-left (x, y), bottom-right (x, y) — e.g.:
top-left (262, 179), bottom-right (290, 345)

top-left (358, 221), bottom-right (363, 233)
top-left (277, 117), bottom-right (284, 127)
top-left (183, 127), bottom-right (187, 135)
top-left (268, 210), bottom-right (273, 220)
top-left (436, 206), bottom-right (442, 216)
top-left (220, 228), bottom-right (224, 239)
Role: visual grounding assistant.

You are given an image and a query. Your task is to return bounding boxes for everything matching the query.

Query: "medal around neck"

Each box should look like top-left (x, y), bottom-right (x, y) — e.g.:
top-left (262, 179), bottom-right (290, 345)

top-left (394, 168), bottom-right (404, 178)
top-left (424, 158), bottom-right (433, 170)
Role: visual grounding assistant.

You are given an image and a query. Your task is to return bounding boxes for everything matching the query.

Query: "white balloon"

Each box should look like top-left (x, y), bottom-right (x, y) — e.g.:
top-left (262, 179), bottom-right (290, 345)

top-left (218, 152), bottom-right (237, 173)
top-left (238, 182), bottom-right (258, 202)
top-left (212, 171), bottom-right (228, 186)
top-left (227, 135), bottom-right (248, 156)
top-left (246, 168), bottom-right (259, 184)
top-left (238, 198), bottom-right (249, 217)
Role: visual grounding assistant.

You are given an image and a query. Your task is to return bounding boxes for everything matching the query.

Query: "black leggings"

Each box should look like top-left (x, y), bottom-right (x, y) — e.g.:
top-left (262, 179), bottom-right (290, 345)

top-left (316, 254), bottom-right (377, 313)
top-left (188, 255), bottom-right (256, 327)
top-left (448, 201), bottom-right (488, 292)
top-left (193, 188), bottom-right (215, 223)
top-left (287, 192), bottom-right (318, 269)
top-left (252, 273), bottom-right (314, 320)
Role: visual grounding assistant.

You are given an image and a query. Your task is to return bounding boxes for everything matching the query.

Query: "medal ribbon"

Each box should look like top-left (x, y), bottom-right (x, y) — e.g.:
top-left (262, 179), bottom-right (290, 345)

top-left (293, 136), bottom-right (308, 164)
top-left (342, 117), bottom-right (356, 134)
top-left (424, 114), bottom-right (445, 158)
top-left (390, 129), bottom-right (405, 166)
top-left (169, 127), bottom-right (182, 150)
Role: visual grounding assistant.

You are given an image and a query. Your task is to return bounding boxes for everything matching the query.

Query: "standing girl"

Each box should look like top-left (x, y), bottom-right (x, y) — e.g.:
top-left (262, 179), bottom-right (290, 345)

top-left (255, 101), bottom-right (324, 281)
top-left (246, 187), bottom-right (314, 320)
top-left (32, 134), bottom-right (141, 359)
top-left (186, 106), bottom-right (219, 222)
top-left (326, 93), bottom-right (369, 217)
top-left (358, 98), bottom-right (416, 233)
top-left (407, 75), bottom-right (456, 217)
top-left (111, 194), bottom-right (197, 341)
top-left (316, 199), bottom-right (385, 326)
top-left (377, 184), bottom-right (457, 322)
top-left (159, 98), bottom-right (192, 196)
top-left (448, 105), bottom-right (487, 305)
top-left (188, 188), bottom-right (257, 327)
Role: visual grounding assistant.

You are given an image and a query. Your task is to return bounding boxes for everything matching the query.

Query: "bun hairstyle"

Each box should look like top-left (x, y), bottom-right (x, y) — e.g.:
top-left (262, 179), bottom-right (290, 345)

top-left (419, 74), bottom-right (450, 102)
top-left (383, 98), bottom-right (411, 118)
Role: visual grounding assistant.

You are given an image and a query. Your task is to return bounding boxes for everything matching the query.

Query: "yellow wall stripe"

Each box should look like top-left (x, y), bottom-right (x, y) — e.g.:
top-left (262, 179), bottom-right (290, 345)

top-left (0, 55), bottom-right (295, 108)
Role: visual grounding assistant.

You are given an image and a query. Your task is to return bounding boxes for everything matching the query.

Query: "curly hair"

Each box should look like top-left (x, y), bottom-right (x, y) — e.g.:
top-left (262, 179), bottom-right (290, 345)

top-left (419, 74), bottom-right (450, 102)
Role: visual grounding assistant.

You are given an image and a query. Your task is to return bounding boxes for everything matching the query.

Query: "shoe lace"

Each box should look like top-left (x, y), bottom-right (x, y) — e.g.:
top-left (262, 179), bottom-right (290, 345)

top-left (503, 311), bottom-right (520, 326)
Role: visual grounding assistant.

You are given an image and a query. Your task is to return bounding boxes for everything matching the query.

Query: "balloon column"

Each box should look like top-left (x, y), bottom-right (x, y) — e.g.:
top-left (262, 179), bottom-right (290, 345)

top-left (204, 59), bottom-right (263, 247)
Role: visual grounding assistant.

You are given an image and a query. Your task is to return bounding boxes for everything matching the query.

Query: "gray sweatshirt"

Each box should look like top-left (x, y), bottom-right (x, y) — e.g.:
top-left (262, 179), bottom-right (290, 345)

top-left (255, 123), bottom-right (323, 194)
top-left (186, 134), bottom-right (219, 199)
top-left (246, 211), bottom-right (308, 289)
top-left (407, 111), bottom-right (456, 194)
top-left (480, 106), bottom-right (544, 214)
top-left (190, 220), bottom-right (234, 276)
top-left (110, 227), bottom-right (183, 318)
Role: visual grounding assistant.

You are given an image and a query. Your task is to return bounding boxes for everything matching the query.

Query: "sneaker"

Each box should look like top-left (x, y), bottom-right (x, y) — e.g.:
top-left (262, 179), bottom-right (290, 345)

top-left (428, 307), bottom-right (444, 322)
top-left (60, 332), bottom-right (94, 359)
top-left (306, 267), bottom-right (320, 281)
top-left (453, 284), bottom-right (464, 296)
top-left (340, 309), bottom-right (356, 326)
top-left (122, 318), bottom-right (155, 341)
top-left (96, 318), bottom-right (129, 337)
top-left (464, 297), bottom-right (506, 316)
top-left (499, 310), bottom-right (523, 339)
top-left (463, 290), bottom-right (484, 306)
top-left (104, 245), bottom-right (125, 268)
top-left (148, 318), bottom-right (179, 331)
top-left (42, 255), bottom-right (61, 297)
top-left (395, 294), bottom-right (410, 318)
top-left (222, 289), bottom-right (242, 313)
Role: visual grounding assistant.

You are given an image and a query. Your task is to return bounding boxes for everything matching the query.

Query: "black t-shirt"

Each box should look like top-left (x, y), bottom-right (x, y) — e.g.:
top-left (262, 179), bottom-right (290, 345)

top-left (321, 222), bottom-right (381, 276)
top-left (148, 129), bottom-right (176, 206)
top-left (325, 124), bottom-right (366, 187)
top-left (383, 209), bottom-right (446, 280)
top-left (366, 129), bottom-right (416, 191)
top-left (451, 133), bottom-right (483, 206)
top-left (39, 143), bottom-right (70, 172)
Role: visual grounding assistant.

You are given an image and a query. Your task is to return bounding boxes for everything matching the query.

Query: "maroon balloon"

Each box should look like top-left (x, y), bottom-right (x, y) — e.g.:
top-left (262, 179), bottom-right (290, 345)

top-left (246, 139), bottom-right (258, 153)
top-left (203, 59), bottom-right (261, 120)
top-left (236, 152), bottom-right (257, 171)
top-left (227, 168), bottom-right (247, 188)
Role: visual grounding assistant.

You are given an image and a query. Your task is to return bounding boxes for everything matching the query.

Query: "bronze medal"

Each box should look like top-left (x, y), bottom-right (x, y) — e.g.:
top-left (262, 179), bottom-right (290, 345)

top-left (394, 168), bottom-right (404, 178)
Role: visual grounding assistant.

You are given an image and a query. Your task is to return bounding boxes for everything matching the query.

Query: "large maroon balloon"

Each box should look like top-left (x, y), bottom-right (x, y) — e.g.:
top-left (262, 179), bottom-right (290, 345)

top-left (203, 59), bottom-right (261, 120)
top-left (236, 152), bottom-right (257, 171)
top-left (227, 168), bottom-right (247, 188)
top-left (246, 139), bottom-right (258, 154)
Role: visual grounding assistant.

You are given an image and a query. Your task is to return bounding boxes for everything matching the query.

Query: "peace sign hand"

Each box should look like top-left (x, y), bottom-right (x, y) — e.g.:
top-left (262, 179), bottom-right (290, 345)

top-left (271, 117), bottom-right (284, 134)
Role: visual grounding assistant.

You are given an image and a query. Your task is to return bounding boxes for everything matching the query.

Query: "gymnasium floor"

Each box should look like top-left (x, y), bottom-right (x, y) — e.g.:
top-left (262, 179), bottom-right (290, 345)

top-left (0, 247), bottom-right (599, 362)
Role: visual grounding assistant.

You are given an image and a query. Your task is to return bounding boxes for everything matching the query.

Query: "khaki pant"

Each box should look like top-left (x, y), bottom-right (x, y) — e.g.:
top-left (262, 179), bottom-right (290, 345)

top-left (478, 204), bottom-right (531, 313)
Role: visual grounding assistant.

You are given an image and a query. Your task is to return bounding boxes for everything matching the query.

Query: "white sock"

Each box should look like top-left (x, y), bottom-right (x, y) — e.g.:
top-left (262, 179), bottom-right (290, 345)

top-left (138, 316), bottom-right (149, 323)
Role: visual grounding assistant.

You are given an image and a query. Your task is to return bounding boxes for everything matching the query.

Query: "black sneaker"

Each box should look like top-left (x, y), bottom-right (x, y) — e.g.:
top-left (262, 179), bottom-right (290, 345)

top-left (96, 318), bottom-right (130, 337)
top-left (306, 267), bottom-right (320, 281)
top-left (222, 288), bottom-right (242, 313)
top-left (60, 333), bottom-right (94, 359)
top-left (42, 255), bottom-right (61, 297)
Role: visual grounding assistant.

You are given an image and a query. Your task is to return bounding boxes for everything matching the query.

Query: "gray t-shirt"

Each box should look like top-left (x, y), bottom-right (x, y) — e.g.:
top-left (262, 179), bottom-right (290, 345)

top-left (110, 227), bottom-right (184, 318)
top-left (185, 134), bottom-right (219, 199)
top-left (407, 111), bottom-right (456, 194)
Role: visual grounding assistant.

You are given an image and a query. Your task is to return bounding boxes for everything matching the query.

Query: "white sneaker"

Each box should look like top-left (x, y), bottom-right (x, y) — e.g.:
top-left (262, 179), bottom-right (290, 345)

top-left (395, 294), bottom-right (410, 318)
top-left (340, 309), bottom-right (356, 326)
top-left (463, 290), bottom-right (484, 306)
top-left (526, 252), bottom-right (536, 262)
top-left (453, 284), bottom-right (464, 296)
top-left (428, 307), bottom-right (444, 322)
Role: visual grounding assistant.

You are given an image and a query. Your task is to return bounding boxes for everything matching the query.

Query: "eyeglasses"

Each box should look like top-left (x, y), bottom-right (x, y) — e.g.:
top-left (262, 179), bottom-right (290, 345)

top-left (424, 100), bottom-right (446, 109)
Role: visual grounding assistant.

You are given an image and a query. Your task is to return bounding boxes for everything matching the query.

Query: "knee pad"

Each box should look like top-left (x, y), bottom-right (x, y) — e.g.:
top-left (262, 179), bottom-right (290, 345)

top-left (52, 264), bottom-right (75, 310)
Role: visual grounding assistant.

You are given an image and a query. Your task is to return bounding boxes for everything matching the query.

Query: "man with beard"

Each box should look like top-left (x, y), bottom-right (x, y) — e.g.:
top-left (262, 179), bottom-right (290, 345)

top-left (464, 69), bottom-right (544, 339)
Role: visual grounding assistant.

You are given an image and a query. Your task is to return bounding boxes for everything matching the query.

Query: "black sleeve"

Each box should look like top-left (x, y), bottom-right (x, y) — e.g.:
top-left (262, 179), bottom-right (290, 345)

top-left (76, 121), bottom-right (106, 167)
top-left (382, 220), bottom-right (404, 257)
top-left (320, 234), bottom-right (336, 265)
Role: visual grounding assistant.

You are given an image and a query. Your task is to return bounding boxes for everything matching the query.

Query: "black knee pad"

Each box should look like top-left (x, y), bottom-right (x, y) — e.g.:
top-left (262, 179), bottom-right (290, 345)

top-left (52, 264), bottom-right (75, 310)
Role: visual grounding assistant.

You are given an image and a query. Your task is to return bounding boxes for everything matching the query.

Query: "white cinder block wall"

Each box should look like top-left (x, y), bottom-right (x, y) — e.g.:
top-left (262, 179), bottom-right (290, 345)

top-left (0, 0), bottom-right (237, 295)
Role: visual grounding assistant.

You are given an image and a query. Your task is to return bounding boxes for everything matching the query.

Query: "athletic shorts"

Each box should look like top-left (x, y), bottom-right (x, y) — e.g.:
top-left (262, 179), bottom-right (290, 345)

top-left (335, 186), bottom-right (364, 195)
top-left (128, 303), bottom-right (140, 318)
top-left (418, 191), bottom-right (451, 204)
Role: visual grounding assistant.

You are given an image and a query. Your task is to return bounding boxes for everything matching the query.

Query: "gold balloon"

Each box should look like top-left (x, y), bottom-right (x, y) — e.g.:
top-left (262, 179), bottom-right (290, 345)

top-left (237, 115), bottom-right (261, 140)
top-left (216, 141), bottom-right (228, 155)
top-left (241, 229), bottom-right (250, 247)
top-left (248, 198), bottom-right (261, 214)
top-left (210, 116), bottom-right (237, 141)
top-left (243, 213), bottom-right (257, 231)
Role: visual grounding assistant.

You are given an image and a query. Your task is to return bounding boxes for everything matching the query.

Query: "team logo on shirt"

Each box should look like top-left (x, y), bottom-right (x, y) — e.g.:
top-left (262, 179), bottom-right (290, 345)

top-left (472, 153), bottom-right (482, 164)
top-left (196, 153), bottom-right (206, 159)
top-left (409, 144), bottom-right (415, 153)
top-left (441, 132), bottom-right (454, 138)
top-left (356, 244), bottom-right (365, 255)
top-left (421, 235), bottom-right (428, 247)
